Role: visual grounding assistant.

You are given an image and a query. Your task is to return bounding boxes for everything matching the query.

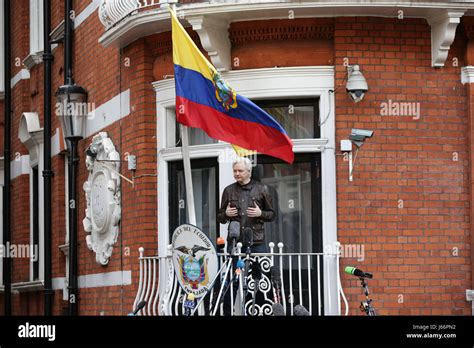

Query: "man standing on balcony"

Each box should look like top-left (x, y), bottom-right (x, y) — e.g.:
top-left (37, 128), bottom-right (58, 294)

top-left (218, 157), bottom-right (275, 253)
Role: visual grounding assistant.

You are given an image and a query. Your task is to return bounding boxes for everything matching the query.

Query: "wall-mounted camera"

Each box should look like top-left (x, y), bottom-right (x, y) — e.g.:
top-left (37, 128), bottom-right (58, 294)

top-left (346, 65), bottom-right (368, 103)
top-left (340, 128), bottom-right (374, 182)
top-left (349, 128), bottom-right (374, 147)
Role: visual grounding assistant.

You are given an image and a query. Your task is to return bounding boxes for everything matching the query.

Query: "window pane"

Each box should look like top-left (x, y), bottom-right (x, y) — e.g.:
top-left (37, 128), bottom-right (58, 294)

top-left (175, 167), bottom-right (217, 241)
top-left (262, 105), bottom-right (315, 139)
top-left (175, 123), bottom-right (217, 146)
top-left (253, 161), bottom-right (314, 253)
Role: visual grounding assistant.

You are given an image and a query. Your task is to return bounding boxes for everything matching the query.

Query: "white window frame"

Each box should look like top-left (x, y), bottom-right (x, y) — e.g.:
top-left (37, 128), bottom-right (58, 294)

top-left (153, 66), bottom-right (339, 314)
top-left (23, 0), bottom-right (44, 69)
top-left (18, 113), bottom-right (45, 284)
top-left (28, 147), bottom-right (44, 282)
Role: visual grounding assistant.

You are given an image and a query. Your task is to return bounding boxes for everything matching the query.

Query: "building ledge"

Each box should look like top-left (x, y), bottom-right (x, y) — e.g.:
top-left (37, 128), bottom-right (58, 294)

top-left (461, 66), bottom-right (474, 84)
top-left (11, 280), bottom-right (44, 293)
top-left (22, 52), bottom-right (44, 70)
top-left (99, 1), bottom-right (474, 68)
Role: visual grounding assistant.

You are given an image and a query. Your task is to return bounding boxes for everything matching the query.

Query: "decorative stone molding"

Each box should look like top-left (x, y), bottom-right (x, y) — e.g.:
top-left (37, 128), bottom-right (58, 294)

top-left (18, 112), bottom-right (44, 165)
top-left (427, 9), bottom-right (466, 67)
top-left (187, 15), bottom-right (231, 71)
top-left (22, 53), bottom-right (44, 70)
top-left (230, 19), bottom-right (334, 46)
top-left (461, 66), bottom-right (474, 84)
top-left (83, 132), bottom-right (121, 266)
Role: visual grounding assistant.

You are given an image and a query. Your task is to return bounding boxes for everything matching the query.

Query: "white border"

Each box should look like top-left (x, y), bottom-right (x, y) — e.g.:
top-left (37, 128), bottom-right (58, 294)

top-left (153, 66), bottom-right (339, 314)
top-left (10, 69), bottom-right (30, 89)
top-left (461, 66), bottom-right (474, 85)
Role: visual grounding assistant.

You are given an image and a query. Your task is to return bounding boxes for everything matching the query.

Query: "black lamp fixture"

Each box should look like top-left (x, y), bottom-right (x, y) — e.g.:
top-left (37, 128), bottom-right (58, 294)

top-left (56, 84), bottom-right (88, 141)
top-left (55, 83), bottom-right (87, 316)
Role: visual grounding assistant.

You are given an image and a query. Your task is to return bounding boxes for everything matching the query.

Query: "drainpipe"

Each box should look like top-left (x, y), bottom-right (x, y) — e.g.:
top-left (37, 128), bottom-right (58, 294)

top-left (64, 0), bottom-right (73, 85)
top-left (64, 0), bottom-right (78, 316)
top-left (2, 0), bottom-right (11, 316)
top-left (43, 0), bottom-right (54, 316)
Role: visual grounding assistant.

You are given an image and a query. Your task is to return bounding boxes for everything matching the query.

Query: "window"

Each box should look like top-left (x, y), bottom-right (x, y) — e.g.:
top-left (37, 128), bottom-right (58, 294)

top-left (253, 154), bottom-right (322, 253)
top-left (18, 113), bottom-right (44, 283)
top-left (23, 0), bottom-right (44, 69)
top-left (29, 0), bottom-right (44, 54)
top-left (155, 67), bottom-right (339, 313)
top-left (168, 158), bottom-right (219, 242)
top-left (167, 99), bottom-right (321, 253)
top-left (256, 99), bottom-right (320, 139)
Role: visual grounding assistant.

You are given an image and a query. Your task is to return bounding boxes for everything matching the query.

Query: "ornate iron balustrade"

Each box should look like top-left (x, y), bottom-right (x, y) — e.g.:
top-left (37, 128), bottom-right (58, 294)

top-left (99, 0), bottom-right (207, 29)
top-left (132, 242), bottom-right (349, 316)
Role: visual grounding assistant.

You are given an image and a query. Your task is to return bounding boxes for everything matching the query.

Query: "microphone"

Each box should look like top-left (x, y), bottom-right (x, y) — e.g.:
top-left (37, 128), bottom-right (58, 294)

top-left (229, 221), bottom-right (240, 240)
top-left (344, 266), bottom-right (373, 279)
top-left (216, 237), bottom-right (225, 251)
top-left (183, 293), bottom-right (196, 316)
top-left (243, 227), bottom-right (253, 249)
top-left (272, 303), bottom-right (285, 316)
top-left (229, 221), bottom-right (241, 254)
top-left (270, 266), bottom-right (281, 304)
top-left (294, 304), bottom-right (310, 316)
top-left (128, 300), bottom-right (146, 316)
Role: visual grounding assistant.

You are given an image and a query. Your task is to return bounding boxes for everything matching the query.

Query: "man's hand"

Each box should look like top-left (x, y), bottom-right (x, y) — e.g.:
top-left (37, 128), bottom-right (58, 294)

top-left (246, 202), bottom-right (262, 218)
top-left (226, 202), bottom-right (238, 217)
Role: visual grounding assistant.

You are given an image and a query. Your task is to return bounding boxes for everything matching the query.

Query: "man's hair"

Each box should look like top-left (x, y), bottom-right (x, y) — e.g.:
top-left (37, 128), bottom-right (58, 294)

top-left (232, 157), bottom-right (252, 175)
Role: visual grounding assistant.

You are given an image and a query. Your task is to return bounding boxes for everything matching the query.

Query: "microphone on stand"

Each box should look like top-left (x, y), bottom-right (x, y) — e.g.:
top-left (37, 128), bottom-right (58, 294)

top-left (272, 303), bottom-right (285, 316)
top-left (344, 266), bottom-right (373, 279)
top-left (243, 227), bottom-right (253, 250)
top-left (294, 304), bottom-right (310, 316)
top-left (270, 266), bottom-right (281, 304)
top-left (128, 300), bottom-right (147, 316)
top-left (228, 221), bottom-right (241, 255)
top-left (216, 237), bottom-right (226, 252)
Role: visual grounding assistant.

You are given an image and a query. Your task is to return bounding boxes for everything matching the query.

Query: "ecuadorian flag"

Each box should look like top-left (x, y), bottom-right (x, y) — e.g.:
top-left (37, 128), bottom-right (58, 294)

top-left (171, 9), bottom-right (294, 164)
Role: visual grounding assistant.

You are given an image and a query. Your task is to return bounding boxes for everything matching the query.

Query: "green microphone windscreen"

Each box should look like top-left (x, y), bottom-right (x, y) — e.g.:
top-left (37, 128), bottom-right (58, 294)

top-left (344, 266), bottom-right (356, 275)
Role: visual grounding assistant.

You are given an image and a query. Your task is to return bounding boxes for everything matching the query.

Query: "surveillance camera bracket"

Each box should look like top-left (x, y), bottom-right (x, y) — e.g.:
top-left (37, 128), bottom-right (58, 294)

top-left (340, 140), bottom-right (363, 182)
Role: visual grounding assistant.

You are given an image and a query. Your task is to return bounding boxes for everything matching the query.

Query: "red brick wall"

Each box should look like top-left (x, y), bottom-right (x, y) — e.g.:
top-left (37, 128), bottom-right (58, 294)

top-left (1, 6), bottom-right (472, 316)
top-left (334, 17), bottom-right (470, 315)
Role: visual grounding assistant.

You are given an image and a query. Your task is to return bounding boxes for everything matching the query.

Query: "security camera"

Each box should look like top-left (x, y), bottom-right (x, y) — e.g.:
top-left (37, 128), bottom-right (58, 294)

top-left (349, 129), bottom-right (373, 147)
top-left (346, 65), bottom-right (368, 103)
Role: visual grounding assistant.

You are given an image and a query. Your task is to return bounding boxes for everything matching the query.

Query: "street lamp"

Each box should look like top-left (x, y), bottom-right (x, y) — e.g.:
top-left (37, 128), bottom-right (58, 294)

top-left (56, 83), bottom-right (88, 316)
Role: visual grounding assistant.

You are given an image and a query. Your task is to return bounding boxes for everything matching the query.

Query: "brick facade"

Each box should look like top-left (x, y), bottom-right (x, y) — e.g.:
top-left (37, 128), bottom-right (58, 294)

top-left (0, 1), bottom-right (472, 316)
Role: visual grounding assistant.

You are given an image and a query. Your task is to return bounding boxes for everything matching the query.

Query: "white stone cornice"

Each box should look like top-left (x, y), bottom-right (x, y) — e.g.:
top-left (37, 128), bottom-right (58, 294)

top-left (186, 15), bottom-right (231, 72)
top-left (427, 9), bottom-right (466, 67)
top-left (22, 52), bottom-right (44, 70)
top-left (461, 66), bottom-right (474, 84)
top-left (99, 1), bottom-right (474, 49)
top-left (10, 69), bottom-right (30, 88)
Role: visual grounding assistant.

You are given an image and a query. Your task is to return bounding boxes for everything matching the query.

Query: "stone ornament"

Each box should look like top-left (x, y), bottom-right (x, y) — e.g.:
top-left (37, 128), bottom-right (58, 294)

top-left (83, 132), bottom-right (121, 266)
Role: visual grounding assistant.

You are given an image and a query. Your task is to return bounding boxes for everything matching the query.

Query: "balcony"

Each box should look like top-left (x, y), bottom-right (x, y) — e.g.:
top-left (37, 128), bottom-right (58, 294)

top-left (132, 242), bottom-right (349, 316)
top-left (98, 0), bottom-right (474, 68)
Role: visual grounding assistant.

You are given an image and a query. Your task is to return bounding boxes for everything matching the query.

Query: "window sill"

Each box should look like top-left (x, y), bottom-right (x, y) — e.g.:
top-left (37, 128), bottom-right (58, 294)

top-left (11, 280), bottom-right (44, 293)
top-left (22, 52), bottom-right (44, 70)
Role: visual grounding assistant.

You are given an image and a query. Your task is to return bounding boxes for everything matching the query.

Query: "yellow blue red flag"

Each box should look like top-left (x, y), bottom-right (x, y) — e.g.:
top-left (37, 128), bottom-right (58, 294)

top-left (170, 9), bottom-right (294, 164)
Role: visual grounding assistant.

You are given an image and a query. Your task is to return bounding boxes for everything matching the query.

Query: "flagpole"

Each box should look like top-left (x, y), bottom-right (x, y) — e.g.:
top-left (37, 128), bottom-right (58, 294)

top-left (180, 124), bottom-right (197, 226)
top-left (170, 3), bottom-right (197, 226)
